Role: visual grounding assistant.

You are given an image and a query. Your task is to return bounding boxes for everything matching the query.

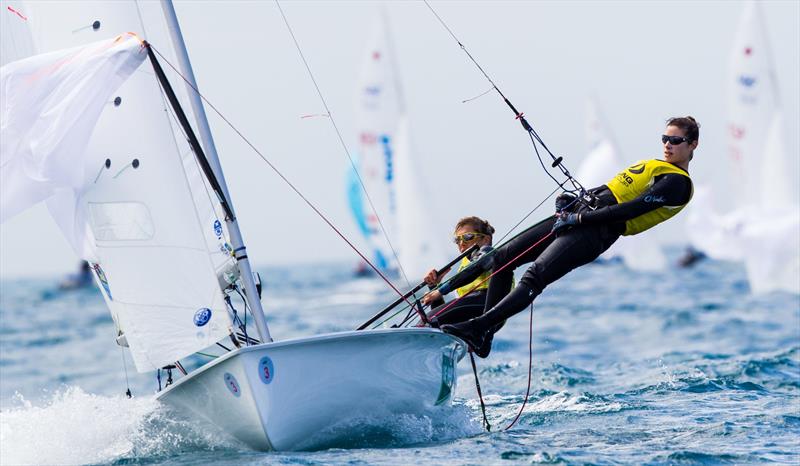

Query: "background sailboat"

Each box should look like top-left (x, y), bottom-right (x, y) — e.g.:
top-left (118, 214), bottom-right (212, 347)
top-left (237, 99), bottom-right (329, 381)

top-left (686, 0), bottom-right (799, 294)
top-left (348, 11), bottom-right (449, 281)
top-left (349, 13), bottom-right (400, 275)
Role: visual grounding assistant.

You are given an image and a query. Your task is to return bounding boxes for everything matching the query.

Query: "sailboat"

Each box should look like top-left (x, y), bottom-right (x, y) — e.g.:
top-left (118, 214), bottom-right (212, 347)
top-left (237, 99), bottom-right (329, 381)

top-left (348, 11), bottom-right (449, 280)
top-left (576, 98), bottom-right (667, 271)
top-left (685, 0), bottom-right (799, 294)
top-left (0, 0), bottom-right (466, 451)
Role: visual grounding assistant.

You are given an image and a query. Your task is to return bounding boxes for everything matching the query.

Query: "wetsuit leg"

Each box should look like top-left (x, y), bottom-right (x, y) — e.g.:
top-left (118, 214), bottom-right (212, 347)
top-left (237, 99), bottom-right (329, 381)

top-left (484, 216), bottom-right (557, 312)
top-left (427, 291), bottom-right (486, 327)
top-left (441, 224), bottom-right (620, 357)
top-left (479, 223), bottom-right (620, 328)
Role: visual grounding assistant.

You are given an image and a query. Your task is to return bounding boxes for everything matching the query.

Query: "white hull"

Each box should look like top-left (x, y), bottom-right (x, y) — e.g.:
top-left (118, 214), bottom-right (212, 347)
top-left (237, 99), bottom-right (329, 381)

top-left (157, 328), bottom-right (466, 451)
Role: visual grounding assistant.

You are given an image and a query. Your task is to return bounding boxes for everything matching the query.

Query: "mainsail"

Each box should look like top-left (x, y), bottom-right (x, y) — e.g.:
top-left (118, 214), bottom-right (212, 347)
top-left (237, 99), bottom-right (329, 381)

top-left (1, 1), bottom-right (242, 370)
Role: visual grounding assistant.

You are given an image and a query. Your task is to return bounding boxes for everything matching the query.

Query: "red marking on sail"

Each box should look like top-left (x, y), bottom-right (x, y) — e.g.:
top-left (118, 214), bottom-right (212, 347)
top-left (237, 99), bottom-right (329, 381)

top-left (744, 46), bottom-right (752, 56)
top-left (6, 5), bottom-right (28, 21)
top-left (372, 51), bottom-right (381, 60)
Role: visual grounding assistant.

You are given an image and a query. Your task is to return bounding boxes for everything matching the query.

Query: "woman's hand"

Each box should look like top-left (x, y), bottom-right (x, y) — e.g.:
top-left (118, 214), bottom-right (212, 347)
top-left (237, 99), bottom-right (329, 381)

top-left (423, 268), bottom-right (440, 286)
top-left (421, 290), bottom-right (442, 306)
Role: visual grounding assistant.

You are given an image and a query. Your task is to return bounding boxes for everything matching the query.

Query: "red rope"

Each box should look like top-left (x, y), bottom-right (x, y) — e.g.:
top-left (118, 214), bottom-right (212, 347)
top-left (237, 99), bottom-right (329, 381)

top-left (427, 230), bottom-right (554, 323)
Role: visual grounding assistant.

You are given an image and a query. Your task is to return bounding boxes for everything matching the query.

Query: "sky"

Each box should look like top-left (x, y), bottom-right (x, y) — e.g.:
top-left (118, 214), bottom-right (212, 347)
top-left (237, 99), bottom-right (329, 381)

top-left (1, 0), bottom-right (799, 279)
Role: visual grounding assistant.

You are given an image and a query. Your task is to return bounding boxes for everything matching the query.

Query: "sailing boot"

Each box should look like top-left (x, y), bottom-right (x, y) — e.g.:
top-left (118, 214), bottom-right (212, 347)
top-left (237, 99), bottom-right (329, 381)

top-left (441, 283), bottom-right (540, 358)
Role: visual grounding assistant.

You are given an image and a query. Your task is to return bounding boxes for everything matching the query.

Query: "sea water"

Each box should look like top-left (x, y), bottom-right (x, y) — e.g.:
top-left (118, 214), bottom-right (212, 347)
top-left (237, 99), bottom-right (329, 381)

top-left (1, 250), bottom-right (798, 465)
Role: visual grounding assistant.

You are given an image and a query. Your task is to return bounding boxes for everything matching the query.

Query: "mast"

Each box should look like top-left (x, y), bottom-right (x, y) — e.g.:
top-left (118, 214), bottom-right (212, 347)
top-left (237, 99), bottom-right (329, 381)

top-left (160, 0), bottom-right (272, 343)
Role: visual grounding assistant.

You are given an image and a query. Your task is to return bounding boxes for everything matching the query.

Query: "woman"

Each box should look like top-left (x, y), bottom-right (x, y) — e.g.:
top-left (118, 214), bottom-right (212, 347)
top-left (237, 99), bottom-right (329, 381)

top-left (421, 216), bottom-right (501, 327)
top-left (437, 116), bottom-right (699, 357)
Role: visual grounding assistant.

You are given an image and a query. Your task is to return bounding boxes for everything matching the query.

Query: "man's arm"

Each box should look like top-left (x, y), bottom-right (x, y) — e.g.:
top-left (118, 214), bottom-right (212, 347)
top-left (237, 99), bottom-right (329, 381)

top-left (580, 174), bottom-right (692, 225)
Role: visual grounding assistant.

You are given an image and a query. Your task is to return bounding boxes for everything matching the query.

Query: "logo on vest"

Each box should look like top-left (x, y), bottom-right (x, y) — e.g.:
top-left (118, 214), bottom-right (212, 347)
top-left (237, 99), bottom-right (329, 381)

top-left (644, 195), bottom-right (665, 203)
top-left (628, 163), bottom-right (646, 174)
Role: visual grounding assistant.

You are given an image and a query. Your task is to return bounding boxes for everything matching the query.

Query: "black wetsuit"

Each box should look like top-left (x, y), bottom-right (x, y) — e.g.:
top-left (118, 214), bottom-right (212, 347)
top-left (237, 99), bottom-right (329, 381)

top-left (426, 290), bottom-right (487, 327)
top-left (426, 246), bottom-right (493, 327)
top-left (440, 173), bottom-right (693, 327)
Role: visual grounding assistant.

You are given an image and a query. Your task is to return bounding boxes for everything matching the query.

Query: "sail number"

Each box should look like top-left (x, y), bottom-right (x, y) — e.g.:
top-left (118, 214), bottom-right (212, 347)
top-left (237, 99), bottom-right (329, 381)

top-left (258, 356), bottom-right (275, 385)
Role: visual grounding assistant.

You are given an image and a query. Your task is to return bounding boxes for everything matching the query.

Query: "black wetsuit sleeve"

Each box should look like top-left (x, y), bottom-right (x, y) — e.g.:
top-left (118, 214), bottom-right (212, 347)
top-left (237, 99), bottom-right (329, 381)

top-left (580, 174), bottom-right (692, 225)
top-left (438, 246), bottom-right (495, 295)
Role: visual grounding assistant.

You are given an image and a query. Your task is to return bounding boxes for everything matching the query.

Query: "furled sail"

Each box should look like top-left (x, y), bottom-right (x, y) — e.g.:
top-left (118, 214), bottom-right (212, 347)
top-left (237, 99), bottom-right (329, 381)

top-left (4, 1), bottom-right (242, 369)
top-left (0, 35), bottom-right (145, 225)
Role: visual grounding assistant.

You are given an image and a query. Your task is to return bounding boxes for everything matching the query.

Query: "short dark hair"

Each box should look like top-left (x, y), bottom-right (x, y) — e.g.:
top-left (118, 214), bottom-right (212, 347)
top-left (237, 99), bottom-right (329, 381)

top-left (454, 216), bottom-right (495, 236)
top-left (666, 116), bottom-right (700, 143)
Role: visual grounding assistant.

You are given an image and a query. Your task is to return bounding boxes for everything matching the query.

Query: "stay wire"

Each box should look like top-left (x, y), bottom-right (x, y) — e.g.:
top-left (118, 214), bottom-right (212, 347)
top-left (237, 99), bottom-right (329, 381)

top-left (274, 0), bottom-right (411, 290)
top-left (494, 186), bottom-right (559, 245)
top-left (148, 46), bottom-right (424, 319)
top-left (423, 0), bottom-right (587, 196)
top-left (119, 345), bottom-right (131, 398)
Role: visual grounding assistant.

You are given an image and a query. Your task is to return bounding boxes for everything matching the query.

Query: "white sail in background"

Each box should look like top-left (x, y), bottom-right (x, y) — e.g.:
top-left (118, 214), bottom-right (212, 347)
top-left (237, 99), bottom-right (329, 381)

top-left (577, 98), bottom-right (666, 270)
top-left (394, 116), bottom-right (449, 278)
top-left (687, 0), bottom-right (798, 294)
top-left (6, 1), bottom-right (239, 370)
top-left (349, 12), bottom-right (452, 281)
top-left (727, 0), bottom-right (780, 207)
top-left (350, 14), bottom-right (400, 273)
top-left (577, 98), bottom-right (621, 188)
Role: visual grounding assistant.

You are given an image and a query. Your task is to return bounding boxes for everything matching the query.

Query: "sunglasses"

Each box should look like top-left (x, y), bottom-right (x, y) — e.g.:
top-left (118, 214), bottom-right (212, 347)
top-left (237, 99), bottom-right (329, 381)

top-left (662, 135), bottom-right (690, 145)
top-left (452, 232), bottom-right (485, 244)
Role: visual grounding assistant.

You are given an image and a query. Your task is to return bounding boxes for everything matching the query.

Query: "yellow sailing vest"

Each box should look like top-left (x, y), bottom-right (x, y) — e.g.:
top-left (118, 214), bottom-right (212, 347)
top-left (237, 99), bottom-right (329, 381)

top-left (455, 257), bottom-right (491, 297)
top-left (606, 159), bottom-right (692, 236)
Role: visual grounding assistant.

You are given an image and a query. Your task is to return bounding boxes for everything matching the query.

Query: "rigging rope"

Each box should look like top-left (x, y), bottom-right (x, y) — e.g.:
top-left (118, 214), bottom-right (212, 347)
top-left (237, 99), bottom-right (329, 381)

top-left (504, 302), bottom-right (534, 431)
top-left (469, 352), bottom-right (491, 431)
top-left (148, 46), bottom-right (426, 320)
top-left (275, 0), bottom-right (412, 289)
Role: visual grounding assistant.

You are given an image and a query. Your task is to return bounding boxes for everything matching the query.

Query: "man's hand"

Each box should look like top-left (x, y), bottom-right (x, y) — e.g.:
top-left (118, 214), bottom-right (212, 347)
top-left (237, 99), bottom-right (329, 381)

top-left (421, 290), bottom-right (442, 306)
top-left (552, 211), bottom-right (580, 233)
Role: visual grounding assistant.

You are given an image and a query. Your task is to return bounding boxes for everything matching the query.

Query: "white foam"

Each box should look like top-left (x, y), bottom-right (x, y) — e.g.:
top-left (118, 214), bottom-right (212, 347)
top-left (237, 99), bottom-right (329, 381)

top-left (0, 386), bottom-right (231, 465)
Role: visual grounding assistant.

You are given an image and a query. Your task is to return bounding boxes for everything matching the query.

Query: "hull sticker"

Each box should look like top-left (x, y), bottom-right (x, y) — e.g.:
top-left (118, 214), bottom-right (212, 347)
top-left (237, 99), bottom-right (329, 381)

top-left (258, 356), bottom-right (275, 385)
top-left (224, 372), bottom-right (241, 398)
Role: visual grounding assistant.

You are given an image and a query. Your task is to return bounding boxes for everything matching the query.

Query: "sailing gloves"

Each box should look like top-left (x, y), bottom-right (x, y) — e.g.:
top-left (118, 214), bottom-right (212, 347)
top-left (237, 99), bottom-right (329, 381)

top-left (552, 212), bottom-right (581, 233)
top-left (555, 192), bottom-right (578, 212)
